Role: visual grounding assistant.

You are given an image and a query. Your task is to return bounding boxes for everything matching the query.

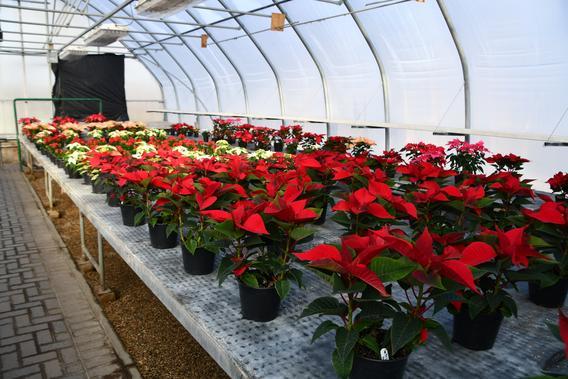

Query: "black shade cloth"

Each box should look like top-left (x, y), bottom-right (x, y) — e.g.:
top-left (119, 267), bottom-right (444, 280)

top-left (51, 54), bottom-right (129, 121)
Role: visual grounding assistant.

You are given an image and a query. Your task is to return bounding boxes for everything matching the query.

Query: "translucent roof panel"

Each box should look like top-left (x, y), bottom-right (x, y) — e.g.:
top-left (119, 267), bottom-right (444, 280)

top-left (224, 0), bottom-right (326, 119)
top-left (281, 1), bottom-right (384, 122)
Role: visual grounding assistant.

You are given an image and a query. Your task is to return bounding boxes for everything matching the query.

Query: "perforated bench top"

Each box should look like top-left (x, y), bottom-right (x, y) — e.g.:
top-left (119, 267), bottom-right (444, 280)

top-left (21, 136), bottom-right (562, 379)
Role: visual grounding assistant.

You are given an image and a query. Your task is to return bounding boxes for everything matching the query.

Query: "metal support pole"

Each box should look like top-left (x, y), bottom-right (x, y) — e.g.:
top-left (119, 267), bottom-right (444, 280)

top-left (97, 231), bottom-right (105, 288)
top-left (79, 213), bottom-right (86, 258)
top-left (47, 175), bottom-right (53, 209)
top-left (272, 2), bottom-right (332, 136)
top-left (344, 0), bottom-right (391, 150)
top-left (436, 0), bottom-right (470, 142)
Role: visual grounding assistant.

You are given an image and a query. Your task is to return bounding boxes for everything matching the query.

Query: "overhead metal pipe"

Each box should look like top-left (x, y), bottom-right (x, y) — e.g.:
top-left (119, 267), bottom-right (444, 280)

top-left (137, 0), bottom-right (292, 49)
top-left (272, 1), bottom-right (332, 136)
top-left (185, 8), bottom-right (250, 122)
top-left (0, 3), bottom-right (241, 29)
top-left (344, 0), bottom-right (391, 149)
top-left (436, 0), bottom-right (471, 142)
top-left (58, 0), bottom-right (135, 53)
top-left (217, 0), bottom-right (286, 124)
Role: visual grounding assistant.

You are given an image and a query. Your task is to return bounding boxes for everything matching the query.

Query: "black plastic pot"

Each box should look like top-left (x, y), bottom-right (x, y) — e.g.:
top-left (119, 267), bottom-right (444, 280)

top-left (238, 140), bottom-right (248, 148)
top-left (68, 169), bottom-right (82, 179)
top-left (181, 245), bottom-right (215, 275)
top-left (91, 181), bottom-right (105, 194)
top-left (529, 279), bottom-right (568, 308)
top-left (83, 174), bottom-right (92, 185)
top-left (56, 159), bottom-right (65, 169)
top-left (106, 192), bottom-right (121, 207)
top-left (238, 281), bottom-right (281, 322)
top-left (120, 204), bottom-right (146, 227)
top-left (148, 223), bottom-right (179, 249)
top-left (350, 354), bottom-right (409, 379)
top-left (452, 306), bottom-right (504, 350)
top-left (202, 134), bottom-right (210, 142)
top-left (273, 141), bottom-right (284, 152)
top-left (314, 203), bottom-right (328, 225)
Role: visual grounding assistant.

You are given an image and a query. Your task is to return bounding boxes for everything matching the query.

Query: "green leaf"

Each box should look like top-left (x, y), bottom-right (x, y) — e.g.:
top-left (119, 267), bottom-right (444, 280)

top-left (240, 272), bottom-right (259, 288)
top-left (333, 327), bottom-right (358, 379)
top-left (476, 197), bottom-right (494, 208)
top-left (300, 297), bottom-right (348, 318)
top-left (357, 302), bottom-right (397, 321)
top-left (426, 319), bottom-right (452, 351)
top-left (290, 226), bottom-right (315, 242)
top-left (217, 256), bottom-right (236, 286)
top-left (134, 211), bottom-right (145, 226)
top-left (390, 313), bottom-right (422, 355)
top-left (332, 274), bottom-right (367, 294)
top-left (359, 335), bottom-right (381, 356)
top-left (215, 220), bottom-right (241, 239)
top-left (311, 320), bottom-right (339, 344)
top-left (166, 223), bottom-right (178, 238)
top-left (369, 256), bottom-right (417, 282)
top-left (288, 268), bottom-right (304, 289)
top-left (547, 322), bottom-right (561, 342)
top-left (332, 349), bottom-right (354, 379)
top-left (275, 279), bottom-right (290, 300)
top-left (468, 295), bottom-right (488, 319)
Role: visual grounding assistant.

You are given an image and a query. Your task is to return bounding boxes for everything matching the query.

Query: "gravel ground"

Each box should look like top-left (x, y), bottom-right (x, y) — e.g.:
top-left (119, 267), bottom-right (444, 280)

top-left (27, 169), bottom-right (229, 379)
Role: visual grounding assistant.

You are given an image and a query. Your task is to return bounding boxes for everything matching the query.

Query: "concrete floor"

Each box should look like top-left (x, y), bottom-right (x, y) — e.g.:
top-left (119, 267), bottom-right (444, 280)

top-left (0, 165), bottom-right (138, 379)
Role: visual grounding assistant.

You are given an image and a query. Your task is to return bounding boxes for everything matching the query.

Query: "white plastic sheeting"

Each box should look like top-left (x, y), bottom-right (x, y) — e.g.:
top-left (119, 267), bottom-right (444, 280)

top-left (1, 0), bottom-right (567, 188)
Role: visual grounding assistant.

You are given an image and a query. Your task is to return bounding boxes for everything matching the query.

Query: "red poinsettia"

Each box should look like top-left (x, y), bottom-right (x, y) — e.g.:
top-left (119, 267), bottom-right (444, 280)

top-left (333, 188), bottom-right (394, 219)
top-left (524, 201), bottom-right (567, 226)
top-left (381, 228), bottom-right (495, 293)
top-left (294, 233), bottom-right (393, 296)
top-left (202, 200), bottom-right (268, 235)
top-left (264, 185), bottom-right (318, 223)
top-left (483, 226), bottom-right (544, 267)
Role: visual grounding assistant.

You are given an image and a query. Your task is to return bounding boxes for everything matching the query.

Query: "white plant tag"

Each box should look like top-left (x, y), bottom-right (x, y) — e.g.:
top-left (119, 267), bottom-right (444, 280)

top-left (380, 348), bottom-right (390, 361)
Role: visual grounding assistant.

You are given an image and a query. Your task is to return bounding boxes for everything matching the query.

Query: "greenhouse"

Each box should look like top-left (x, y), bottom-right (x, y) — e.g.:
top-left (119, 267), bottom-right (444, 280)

top-left (0, 1), bottom-right (567, 378)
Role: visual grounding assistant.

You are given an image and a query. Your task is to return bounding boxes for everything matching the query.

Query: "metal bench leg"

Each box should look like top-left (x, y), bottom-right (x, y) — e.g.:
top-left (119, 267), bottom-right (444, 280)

top-left (78, 212), bottom-right (115, 302)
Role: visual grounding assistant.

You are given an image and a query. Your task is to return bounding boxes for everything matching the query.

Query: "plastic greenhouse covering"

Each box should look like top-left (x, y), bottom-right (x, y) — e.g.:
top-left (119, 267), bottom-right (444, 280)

top-left (1, 0), bottom-right (567, 189)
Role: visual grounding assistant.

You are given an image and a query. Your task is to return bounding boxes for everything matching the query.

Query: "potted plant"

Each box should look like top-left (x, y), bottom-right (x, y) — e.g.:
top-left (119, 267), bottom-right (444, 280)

top-left (446, 139), bottom-right (489, 183)
top-left (146, 172), bottom-right (180, 249)
top-left (449, 226), bottom-right (543, 350)
top-left (207, 184), bottom-right (319, 322)
top-left (235, 125), bottom-right (254, 148)
top-left (541, 309), bottom-right (568, 377)
top-left (251, 126), bottom-right (273, 150)
top-left (548, 172), bottom-right (568, 203)
top-left (297, 228), bottom-right (490, 378)
top-left (300, 132), bottom-right (324, 153)
top-left (203, 200), bottom-right (278, 321)
top-left (322, 136), bottom-right (352, 154)
top-left (173, 177), bottom-right (239, 275)
top-left (350, 137), bottom-right (375, 157)
top-left (114, 166), bottom-right (153, 227)
top-left (201, 130), bottom-right (210, 142)
top-left (523, 199), bottom-right (568, 307)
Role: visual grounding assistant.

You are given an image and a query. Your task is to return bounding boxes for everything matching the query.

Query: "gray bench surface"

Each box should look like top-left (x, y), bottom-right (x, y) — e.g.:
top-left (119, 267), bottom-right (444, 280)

top-left (21, 136), bottom-right (563, 379)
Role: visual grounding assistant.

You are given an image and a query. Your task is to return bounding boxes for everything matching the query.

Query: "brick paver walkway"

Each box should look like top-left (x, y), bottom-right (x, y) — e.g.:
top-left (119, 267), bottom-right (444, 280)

top-left (0, 165), bottom-right (137, 378)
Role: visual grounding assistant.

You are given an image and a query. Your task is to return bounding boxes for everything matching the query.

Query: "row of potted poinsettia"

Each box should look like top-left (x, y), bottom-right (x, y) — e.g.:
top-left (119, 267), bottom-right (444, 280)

top-left (21, 115), bottom-right (568, 379)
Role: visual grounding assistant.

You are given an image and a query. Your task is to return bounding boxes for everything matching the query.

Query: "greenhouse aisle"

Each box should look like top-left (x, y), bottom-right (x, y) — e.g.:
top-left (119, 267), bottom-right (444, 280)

top-left (0, 164), bottom-right (137, 378)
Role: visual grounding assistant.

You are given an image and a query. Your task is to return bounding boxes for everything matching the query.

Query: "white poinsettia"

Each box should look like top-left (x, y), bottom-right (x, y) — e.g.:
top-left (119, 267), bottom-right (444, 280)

top-left (248, 149), bottom-right (274, 160)
top-left (133, 142), bottom-right (157, 158)
top-left (66, 142), bottom-right (90, 152)
top-left (87, 129), bottom-right (104, 139)
top-left (108, 130), bottom-right (133, 139)
top-left (95, 145), bottom-right (118, 153)
top-left (61, 129), bottom-right (78, 138)
top-left (64, 150), bottom-right (87, 166)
